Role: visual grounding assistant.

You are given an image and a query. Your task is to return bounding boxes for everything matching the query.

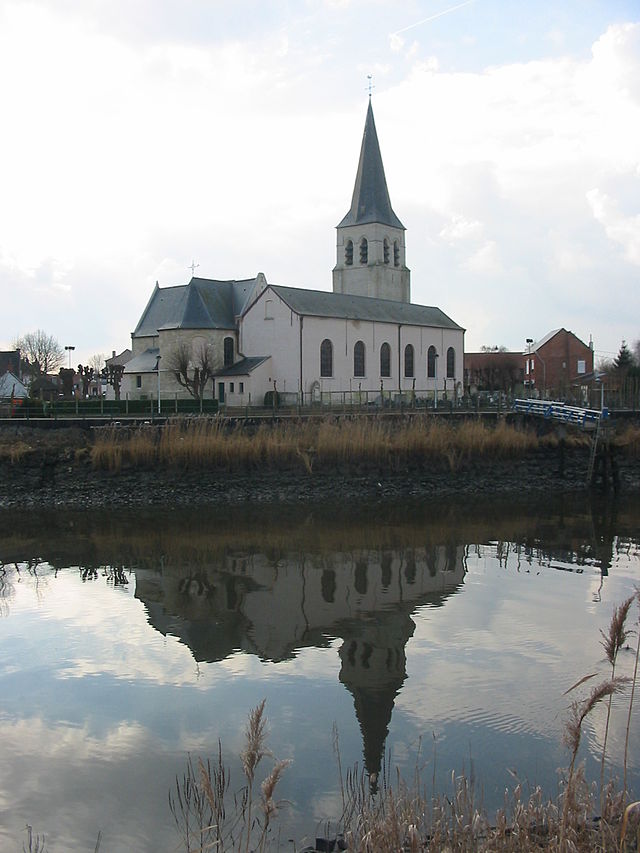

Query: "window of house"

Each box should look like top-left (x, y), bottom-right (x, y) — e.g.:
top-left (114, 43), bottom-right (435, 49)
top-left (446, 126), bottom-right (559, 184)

top-left (446, 346), bottom-right (455, 379)
top-left (265, 299), bottom-right (273, 319)
top-left (427, 346), bottom-right (437, 378)
top-left (239, 382), bottom-right (244, 393)
top-left (345, 240), bottom-right (353, 266)
top-left (136, 375), bottom-right (142, 389)
top-left (224, 337), bottom-right (234, 367)
top-left (320, 338), bottom-right (333, 377)
top-left (393, 240), bottom-right (400, 267)
top-left (359, 238), bottom-right (368, 264)
top-left (383, 238), bottom-right (390, 264)
top-left (404, 344), bottom-right (414, 377)
top-left (380, 342), bottom-right (391, 377)
top-left (229, 382), bottom-right (234, 393)
top-left (354, 340), bottom-right (365, 377)
top-left (577, 360), bottom-right (586, 374)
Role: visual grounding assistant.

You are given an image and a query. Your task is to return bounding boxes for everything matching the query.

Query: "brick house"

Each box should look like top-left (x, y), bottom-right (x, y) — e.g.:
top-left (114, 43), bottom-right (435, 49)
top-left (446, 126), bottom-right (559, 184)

top-left (524, 329), bottom-right (594, 399)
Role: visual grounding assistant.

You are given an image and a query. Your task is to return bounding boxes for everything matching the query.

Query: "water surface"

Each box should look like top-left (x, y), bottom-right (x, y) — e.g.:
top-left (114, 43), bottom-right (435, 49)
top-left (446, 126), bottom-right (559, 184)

top-left (1, 495), bottom-right (639, 851)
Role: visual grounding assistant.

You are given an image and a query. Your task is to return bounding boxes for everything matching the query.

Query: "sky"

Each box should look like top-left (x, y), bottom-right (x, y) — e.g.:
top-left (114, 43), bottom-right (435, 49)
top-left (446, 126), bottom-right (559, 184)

top-left (1, 0), bottom-right (639, 367)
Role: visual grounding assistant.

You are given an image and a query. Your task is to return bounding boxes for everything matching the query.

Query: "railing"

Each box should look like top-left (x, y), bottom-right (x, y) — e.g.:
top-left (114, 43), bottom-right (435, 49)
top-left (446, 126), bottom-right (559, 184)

top-left (5, 395), bottom-right (219, 419)
top-left (513, 398), bottom-right (607, 425)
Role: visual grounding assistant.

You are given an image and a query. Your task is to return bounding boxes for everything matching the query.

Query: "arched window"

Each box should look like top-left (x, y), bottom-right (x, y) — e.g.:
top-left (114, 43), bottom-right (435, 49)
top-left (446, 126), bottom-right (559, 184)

top-left (427, 345), bottom-right (437, 378)
top-left (354, 340), bottom-right (365, 377)
top-left (359, 238), bottom-right (368, 264)
top-left (345, 240), bottom-right (353, 266)
top-left (383, 238), bottom-right (390, 264)
top-left (320, 339), bottom-right (333, 377)
top-left (404, 344), bottom-right (414, 377)
top-left (380, 342), bottom-right (391, 377)
top-left (393, 240), bottom-right (400, 267)
top-left (223, 336), bottom-right (234, 367)
top-left (446, 346), bottom-right (455, 379)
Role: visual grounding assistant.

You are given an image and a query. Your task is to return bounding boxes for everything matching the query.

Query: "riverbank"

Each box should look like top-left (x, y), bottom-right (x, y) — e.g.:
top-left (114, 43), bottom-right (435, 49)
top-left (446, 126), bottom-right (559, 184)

top-left (2, 418), bottom-right (640, 508)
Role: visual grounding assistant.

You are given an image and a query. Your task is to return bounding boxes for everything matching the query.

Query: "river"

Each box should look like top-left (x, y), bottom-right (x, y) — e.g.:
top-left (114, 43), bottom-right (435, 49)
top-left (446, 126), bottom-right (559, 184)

top-left (1, 494), bottom-right (639, 851)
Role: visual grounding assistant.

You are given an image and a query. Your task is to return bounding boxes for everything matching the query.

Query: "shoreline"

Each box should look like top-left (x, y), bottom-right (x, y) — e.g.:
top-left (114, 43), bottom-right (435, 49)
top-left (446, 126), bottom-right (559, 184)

top-left (3, 437), bottom-right (640, 509)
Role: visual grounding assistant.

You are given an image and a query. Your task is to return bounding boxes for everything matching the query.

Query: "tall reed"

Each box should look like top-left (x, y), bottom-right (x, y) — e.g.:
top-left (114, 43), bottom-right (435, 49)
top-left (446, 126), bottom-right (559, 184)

top-left (91, 416), bottom-right (545, 473)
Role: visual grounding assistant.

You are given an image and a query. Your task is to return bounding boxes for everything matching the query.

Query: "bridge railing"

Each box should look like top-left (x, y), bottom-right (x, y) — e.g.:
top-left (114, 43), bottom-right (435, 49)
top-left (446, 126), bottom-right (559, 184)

top-left (513, 399), bottom-right (608, 425)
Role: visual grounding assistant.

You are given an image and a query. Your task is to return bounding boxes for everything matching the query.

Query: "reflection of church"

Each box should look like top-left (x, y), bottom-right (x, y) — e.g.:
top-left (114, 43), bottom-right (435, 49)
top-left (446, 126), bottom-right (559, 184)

top-left (135, 542), bottom-right (465, 784)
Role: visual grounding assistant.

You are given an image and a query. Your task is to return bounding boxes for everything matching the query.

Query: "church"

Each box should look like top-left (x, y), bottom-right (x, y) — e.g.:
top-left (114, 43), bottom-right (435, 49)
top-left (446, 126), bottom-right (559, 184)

top-left (122, 101), bottom-right (465, 406)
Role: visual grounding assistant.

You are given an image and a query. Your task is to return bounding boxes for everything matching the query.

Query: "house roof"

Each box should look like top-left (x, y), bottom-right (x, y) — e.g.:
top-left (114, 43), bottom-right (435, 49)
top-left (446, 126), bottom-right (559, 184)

top-left (106, 349), bottom-right (133, 367)
top-left (527, 328), bottom-right (591, 353)
top-left (0, 371), bottom-right (28, 398)
top-left (123, 348), bottom-right (160, 374)
top-left (133, 277), bottom-right (261, 337)
top-left (215, 356), bottom-right (271, 377)
top-left (270, 285), bottom-right (464, 330)
top-left (337, 101), bottom-right (404, 230)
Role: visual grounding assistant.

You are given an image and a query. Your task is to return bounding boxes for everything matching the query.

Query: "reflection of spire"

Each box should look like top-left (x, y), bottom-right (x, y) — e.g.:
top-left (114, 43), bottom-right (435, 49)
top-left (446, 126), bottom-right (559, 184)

top-left (338, 611), bottom-right (414, 788)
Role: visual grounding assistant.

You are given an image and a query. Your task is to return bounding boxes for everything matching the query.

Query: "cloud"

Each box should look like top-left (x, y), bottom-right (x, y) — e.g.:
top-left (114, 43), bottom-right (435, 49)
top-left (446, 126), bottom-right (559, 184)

top-left (587, 189), bottom-right (640, 266)
top-left (463, 240), bottom-right (502, 274)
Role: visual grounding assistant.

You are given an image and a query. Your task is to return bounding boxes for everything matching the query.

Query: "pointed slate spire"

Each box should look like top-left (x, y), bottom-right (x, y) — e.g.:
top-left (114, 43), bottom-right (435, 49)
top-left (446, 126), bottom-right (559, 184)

top-left (338, 100), bottom-right (404, 230)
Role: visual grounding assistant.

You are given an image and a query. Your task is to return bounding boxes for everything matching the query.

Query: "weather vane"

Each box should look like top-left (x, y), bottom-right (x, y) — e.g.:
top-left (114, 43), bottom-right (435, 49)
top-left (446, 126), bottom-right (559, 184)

top-left (188, 259), bottom-right (200, 276)
top-left (367, 74), bottom-right (375, 98)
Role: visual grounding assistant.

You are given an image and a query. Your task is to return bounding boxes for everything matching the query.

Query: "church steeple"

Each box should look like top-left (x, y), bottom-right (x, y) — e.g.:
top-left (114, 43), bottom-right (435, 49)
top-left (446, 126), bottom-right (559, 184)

top-left (333, 101), bottom-right (410, 303)
top-left (338, 100), bottom-right (404, 230)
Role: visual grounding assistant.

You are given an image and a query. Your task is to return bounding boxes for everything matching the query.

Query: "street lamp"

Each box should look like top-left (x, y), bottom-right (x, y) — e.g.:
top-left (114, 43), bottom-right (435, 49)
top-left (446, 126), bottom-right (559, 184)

top-left (526, 339), bottom-right (533, 398)
top-left (434, 352), bottom-right (439, 409)
top-left (65, 345), bottom-right (75, 369)
top-left (155, 354), bottom-right (161, 414)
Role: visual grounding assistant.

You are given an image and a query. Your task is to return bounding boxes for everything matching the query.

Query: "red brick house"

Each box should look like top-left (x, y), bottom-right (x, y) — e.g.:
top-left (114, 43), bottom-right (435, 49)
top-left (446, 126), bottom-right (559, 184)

top-left (524, 329), bottom-right (594, 399)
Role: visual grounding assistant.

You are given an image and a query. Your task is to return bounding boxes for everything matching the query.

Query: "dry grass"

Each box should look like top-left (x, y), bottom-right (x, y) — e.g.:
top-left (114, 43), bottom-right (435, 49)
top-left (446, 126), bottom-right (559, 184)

top-left (615, 424), bottom-right (640, 458)
top-left (172, 594), bottom-right (640, 852)
top-left (91, 416), bottom-right (546, 473)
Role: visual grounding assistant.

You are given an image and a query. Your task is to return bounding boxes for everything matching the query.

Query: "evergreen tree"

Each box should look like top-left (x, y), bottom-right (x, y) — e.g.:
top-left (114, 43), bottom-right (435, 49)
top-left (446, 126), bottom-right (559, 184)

top-left (614, 340), bottom-right (634, 371)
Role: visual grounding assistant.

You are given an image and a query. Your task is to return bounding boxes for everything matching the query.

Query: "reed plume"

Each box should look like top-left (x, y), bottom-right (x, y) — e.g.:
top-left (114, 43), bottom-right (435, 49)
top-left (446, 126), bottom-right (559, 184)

top-left (561, 677), bottom-right (628, 849)
top-left (623, 589), bottom-right (640, 804)
top-left (600, 595), bottom-right (634, 822)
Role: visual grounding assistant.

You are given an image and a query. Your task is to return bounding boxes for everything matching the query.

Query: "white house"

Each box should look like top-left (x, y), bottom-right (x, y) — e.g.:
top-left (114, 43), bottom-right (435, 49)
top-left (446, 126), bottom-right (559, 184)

top-left (123, 100), bottom-right (465, 407)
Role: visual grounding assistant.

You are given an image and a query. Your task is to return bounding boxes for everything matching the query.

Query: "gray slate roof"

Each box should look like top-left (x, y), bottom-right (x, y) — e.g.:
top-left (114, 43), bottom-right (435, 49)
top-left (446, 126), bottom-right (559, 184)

top-left (123, 348), bottom-right (159, 374)
top-left (270, 285), bottom-right (463, 330)
top-left (338, 101), bottom-right (404, 230)
top-left (215, 356), bottom-right (270, 377)
top-left (134, 277), bottom-right (260, 337)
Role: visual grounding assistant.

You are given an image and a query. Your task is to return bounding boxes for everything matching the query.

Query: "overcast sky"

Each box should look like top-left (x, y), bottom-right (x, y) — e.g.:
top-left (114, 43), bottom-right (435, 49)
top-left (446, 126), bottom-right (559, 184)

top-left (1, 0), bottom-right (639, 366)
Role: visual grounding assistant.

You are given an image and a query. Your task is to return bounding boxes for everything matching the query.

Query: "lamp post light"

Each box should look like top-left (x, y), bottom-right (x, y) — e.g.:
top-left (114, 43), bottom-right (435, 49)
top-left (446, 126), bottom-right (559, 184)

top-left (526, 339), bottom-right (533, 398)
top-left (434, 352), bottom-right (439, 409)
top-left (65, 345), bottom-right (75, 370)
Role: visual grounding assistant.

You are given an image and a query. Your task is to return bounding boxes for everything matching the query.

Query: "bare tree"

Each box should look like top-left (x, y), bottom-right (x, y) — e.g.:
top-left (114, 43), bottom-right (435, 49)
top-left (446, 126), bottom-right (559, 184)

top-left (77, 364), bottom-right (94, 397)
top-left (168, 341), bottom-right (215, 400)
top-left (102, 363), bottom-right (126, 400)
top-left (88, 353), bottom-right (105, 375)
top-left (13, 330), bottom-right (64, 374)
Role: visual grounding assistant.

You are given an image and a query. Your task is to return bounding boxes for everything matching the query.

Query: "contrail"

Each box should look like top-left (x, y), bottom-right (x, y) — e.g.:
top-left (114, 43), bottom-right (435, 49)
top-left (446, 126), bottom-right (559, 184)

top-left (391, 0), bottom-right (476, 38)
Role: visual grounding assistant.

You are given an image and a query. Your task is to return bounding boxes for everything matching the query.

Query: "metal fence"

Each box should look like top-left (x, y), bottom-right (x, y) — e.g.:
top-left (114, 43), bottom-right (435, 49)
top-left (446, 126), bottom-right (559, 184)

top-left (5, 395), bottom-right (219, 419)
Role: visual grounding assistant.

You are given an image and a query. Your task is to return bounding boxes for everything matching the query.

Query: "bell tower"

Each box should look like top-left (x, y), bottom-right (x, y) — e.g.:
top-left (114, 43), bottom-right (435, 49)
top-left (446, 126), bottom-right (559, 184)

top-left (332, 100), bottom-right (410, 303)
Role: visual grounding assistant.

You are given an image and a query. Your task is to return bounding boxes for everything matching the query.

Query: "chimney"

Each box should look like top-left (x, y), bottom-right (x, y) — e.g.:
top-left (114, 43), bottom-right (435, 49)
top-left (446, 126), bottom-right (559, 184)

top-left (112, 350), bottom-right (116, 358)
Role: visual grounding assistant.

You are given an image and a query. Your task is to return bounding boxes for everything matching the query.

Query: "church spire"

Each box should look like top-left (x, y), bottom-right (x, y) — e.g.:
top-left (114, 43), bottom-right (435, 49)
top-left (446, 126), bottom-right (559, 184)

top-left (332, 101), bottom-right (410, 303)
top-left (338, 100), bottom-right (404, 230)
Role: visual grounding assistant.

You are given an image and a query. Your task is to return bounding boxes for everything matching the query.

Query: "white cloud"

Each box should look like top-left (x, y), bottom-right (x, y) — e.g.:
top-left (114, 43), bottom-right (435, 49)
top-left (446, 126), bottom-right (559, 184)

top-left (0, 5), bottom-right (639, 358)
top-left (463, 240), bottom-right (502, 274)
top-left (587, 189), bottom-right (640, 265)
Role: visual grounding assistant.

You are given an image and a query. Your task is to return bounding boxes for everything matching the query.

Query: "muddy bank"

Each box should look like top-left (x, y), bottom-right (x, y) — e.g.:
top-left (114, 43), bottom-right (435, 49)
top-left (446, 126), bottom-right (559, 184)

top-left (1, 426), bottom-right (638, 508)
